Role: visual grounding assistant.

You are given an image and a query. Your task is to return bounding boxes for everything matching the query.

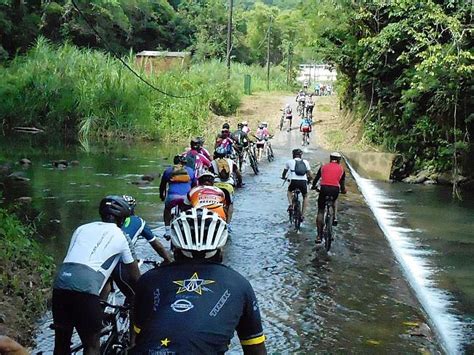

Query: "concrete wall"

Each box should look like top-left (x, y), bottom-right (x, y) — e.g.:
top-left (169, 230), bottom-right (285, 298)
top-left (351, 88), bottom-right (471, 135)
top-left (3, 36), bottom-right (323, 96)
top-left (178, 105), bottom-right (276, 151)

top-left (343, 151), bottom-right (398, 181)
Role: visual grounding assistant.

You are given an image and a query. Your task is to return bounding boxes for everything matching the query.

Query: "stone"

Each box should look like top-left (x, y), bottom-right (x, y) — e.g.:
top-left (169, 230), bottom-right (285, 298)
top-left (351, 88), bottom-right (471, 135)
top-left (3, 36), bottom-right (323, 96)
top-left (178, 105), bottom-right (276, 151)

top-left (437, 172), bottom-right (452, 185)
top-left (15, 196), bottom-right (32, 204)
top-left (0, 313), bottom-right (6, 323)
top-left (19, 158), bottom-right (31, 166)
top-left (423, 180), bottom-right (437, 185)
top-left (70, 160), bottom-right (80, 166)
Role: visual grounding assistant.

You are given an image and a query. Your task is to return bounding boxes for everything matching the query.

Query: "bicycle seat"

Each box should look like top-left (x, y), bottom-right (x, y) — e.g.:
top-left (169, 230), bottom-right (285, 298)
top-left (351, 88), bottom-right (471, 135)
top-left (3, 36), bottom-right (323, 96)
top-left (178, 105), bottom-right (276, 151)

top-left (293, 189), bottom-right (302, 195)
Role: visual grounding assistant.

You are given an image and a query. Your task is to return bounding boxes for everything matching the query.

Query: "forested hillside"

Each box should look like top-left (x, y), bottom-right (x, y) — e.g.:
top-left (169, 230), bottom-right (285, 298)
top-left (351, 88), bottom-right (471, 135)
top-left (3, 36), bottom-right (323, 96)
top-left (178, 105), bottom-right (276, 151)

top-left (0, 0), bottom-right (472, 174)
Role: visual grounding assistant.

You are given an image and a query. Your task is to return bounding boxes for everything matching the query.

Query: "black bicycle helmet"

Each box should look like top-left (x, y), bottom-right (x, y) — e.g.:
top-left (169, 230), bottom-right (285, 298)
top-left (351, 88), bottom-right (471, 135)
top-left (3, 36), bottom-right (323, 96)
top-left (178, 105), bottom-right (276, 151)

top-left (190, 137), bottom-right (200, 150)
top-left (237, 122), bottom-right (243, 129)
top-left (292, 148), bottom-right (303, 158)
top-left (174, 154), bottom-right (187, 165)
top-left (99, 195), bottom-right (131, 226)
top-left (222, 123), bottom-right (230, 130)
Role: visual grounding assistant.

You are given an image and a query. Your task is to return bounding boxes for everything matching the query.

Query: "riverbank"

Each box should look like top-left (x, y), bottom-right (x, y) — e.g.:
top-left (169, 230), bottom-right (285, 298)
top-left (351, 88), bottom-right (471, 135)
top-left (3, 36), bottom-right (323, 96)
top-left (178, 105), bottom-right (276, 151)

top-left (0, 208), bottom-right (54, 347)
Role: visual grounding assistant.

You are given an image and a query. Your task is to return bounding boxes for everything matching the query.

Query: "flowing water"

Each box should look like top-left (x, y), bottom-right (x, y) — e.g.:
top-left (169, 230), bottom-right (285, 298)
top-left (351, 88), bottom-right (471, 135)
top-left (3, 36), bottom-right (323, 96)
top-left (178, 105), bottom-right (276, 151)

top-left (1, 130), bottom-right (472, 353)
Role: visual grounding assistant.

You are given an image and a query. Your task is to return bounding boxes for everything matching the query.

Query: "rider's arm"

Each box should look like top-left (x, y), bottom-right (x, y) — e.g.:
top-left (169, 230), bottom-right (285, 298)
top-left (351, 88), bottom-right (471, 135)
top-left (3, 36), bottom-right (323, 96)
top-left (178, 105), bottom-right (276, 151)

top-left (149, 239), bottom-right (174, 264)
top-left (311, 167), bottom-right (322, 189)
top-left (281, 168), bottom-right (288, 180)
top-left (141, 224), bottom-right (174, 263)
top-left (237, 283), bottom-right (267, 355)
top-left (159, 170), bottom-right (169, 201)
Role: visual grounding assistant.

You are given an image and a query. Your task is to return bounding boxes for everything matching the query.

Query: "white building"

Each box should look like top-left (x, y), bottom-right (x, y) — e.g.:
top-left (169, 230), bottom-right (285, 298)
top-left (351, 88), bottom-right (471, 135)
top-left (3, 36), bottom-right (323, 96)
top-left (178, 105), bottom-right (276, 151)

top-left (297, 64), bottom-right (337, 84)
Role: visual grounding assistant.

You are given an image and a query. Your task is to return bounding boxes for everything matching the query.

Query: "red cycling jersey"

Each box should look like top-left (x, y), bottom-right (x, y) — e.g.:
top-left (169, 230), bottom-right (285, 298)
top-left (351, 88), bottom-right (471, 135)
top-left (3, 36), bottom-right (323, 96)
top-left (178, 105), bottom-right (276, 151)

top-left (320, 162), bottom-right (344, 187)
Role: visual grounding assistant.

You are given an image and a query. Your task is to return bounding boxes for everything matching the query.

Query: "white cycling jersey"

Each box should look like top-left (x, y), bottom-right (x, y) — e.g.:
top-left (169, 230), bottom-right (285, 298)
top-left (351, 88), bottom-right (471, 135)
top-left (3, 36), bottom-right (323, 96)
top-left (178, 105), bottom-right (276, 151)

top-left (285, 158), bottom-right (311, 181)
top-left (54, 221), bottom-right (134, 296)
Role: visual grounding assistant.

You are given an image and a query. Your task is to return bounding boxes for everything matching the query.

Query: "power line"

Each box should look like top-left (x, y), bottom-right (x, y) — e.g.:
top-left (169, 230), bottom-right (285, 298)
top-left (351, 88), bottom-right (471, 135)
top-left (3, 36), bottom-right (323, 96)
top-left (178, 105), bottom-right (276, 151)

top-left (70, 0), bottom-right (202, 99)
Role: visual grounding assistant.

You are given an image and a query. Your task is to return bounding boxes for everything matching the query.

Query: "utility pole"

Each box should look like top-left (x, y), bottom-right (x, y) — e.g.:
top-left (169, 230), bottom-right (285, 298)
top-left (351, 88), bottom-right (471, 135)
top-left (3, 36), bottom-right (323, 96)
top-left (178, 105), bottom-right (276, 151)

top-left (266, 16), bottom-right (272, 91)
top-left (286, 42), bottom-right (292, 86)
top-left (226, 0), bottom-right (233, 80)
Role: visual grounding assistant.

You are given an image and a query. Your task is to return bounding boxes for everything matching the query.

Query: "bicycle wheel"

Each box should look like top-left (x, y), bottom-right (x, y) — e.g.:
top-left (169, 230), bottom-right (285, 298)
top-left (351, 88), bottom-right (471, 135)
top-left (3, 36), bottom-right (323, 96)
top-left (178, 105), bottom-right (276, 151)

top-left (323, 208), bottom-right (333, 252)
top-left (249, 150), bottom-right (259, 175)
top-left (280, 116), bottom-right (284, 131)
top-left (293, 201), bottom-right (301, 232)
top-left (267, 145), bottom-right (274, 162)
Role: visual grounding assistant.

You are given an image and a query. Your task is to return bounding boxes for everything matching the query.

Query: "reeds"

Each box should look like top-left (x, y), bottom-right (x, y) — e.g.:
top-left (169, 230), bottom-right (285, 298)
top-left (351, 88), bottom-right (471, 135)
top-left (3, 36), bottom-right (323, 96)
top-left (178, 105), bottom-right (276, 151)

top-left (0, 38), bottom-right (289, 141)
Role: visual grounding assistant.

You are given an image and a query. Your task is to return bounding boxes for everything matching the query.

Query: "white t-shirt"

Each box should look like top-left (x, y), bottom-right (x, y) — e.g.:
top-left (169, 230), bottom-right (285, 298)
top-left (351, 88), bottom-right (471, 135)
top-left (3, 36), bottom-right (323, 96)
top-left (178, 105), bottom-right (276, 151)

top-left (285, 158), bottom-right (311, 181)
top-left (54, 221), bottom-right (134, 295)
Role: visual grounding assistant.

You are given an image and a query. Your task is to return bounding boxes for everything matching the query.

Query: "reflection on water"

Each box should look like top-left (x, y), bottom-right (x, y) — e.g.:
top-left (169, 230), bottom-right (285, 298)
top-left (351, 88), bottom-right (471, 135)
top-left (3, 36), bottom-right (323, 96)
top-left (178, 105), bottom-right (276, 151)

top-left (3, 134), bottom-right (467, 353)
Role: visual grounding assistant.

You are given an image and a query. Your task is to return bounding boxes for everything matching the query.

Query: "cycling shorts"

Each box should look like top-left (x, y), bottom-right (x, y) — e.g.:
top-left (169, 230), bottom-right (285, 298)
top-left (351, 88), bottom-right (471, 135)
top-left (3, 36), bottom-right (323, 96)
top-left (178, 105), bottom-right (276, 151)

top-left (318, 185), bottom-right (340, 209)
top-left (286, 115), bottom-right (293, 120)
top-left (288, 180), bottom-right (308, 196)
top-left (165, 194), bottom-right (186, 209)
top-left (256, 141), bottom-right (265, 148)
top-left (52, 288), bottom-right (103, 334)
top-left (214, 182), bottom-right (234, 205)
top-left (301, 126), bottom-right (311, 133)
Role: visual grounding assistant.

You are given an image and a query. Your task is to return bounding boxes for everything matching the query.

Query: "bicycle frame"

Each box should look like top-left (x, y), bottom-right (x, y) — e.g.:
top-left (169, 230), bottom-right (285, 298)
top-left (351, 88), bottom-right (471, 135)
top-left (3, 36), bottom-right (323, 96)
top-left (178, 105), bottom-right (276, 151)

top-left (289, 189), bottom-right (303, 232)
top-left (322, 196), bottom-right (335, 251)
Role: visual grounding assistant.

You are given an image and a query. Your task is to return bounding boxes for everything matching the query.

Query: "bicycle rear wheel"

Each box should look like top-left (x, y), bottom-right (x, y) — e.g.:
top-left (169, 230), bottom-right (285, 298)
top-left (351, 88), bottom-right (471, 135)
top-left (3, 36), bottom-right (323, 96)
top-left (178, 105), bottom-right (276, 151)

top-left (293, 201), bottom-right (301, 232)
top-left (267, 145), bottom-right (274, 162)
top-left (323, 209), bottom-right (333, 252)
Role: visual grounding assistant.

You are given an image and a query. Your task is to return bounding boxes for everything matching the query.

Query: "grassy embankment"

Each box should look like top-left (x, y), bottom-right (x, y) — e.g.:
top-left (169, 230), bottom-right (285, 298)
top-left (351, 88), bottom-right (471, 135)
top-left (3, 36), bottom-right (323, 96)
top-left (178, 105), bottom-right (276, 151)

top-left (0, 208), bottom-right (55, 345)
top-left (0, 38), bottom-right (290, 142)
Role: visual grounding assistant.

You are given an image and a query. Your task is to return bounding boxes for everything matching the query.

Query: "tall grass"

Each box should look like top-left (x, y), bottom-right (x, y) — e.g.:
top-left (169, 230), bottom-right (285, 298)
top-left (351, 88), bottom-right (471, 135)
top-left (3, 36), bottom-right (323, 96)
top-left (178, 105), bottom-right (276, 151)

top-left (0, 38), bottom-right (289, 141)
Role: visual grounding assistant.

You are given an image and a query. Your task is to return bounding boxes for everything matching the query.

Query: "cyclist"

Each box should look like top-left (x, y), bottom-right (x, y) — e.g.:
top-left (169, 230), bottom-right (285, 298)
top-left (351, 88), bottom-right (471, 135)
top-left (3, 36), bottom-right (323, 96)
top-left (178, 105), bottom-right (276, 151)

top-left (215, 123), bottom-right (235, 156)
top-left (159, 155), bottom-right (196, 239)
top-left (196, 136), bottom-right (212, 161)
top-left (255, 122), bottom-right (270, 161)
top-left (182, 171), bottom-right (227, 221)
top-left (183, 138), bottom-right (212, 178)
top-left (300, 116), bottom-right (312, 145)
top-left (283, 103), bottom-right (293, 131)
top-left (52, 196), bottom-right (140, 354)
top-left (295, 90), bottom-right (306, 118)
top-left (241, 120), bottom-right (250, 134)
top-left (209, 148), bottom-right (242, 227)
top-left (122, 195), bottom-right (173, 264)
top-left (281, 149), bottom-right (313, 221)
top-left (131, 207), bottom-right (267, 355)
top-left (311, 152), bottom-right (347, 243)
top-left (305, 94), bottom-right (315, 119)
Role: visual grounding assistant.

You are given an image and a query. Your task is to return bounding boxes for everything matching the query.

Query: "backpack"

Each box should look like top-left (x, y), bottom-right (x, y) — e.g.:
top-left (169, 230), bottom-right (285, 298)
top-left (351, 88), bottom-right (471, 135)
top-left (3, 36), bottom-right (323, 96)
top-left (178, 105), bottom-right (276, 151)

top-left (216, 158), bottom-right (231, 181)
top-left (293, 159), bottom-right (308, 176)
top-left (169, 164), bottom-right (191, 183)
top-left (217, 137), bottom-right (233, 155)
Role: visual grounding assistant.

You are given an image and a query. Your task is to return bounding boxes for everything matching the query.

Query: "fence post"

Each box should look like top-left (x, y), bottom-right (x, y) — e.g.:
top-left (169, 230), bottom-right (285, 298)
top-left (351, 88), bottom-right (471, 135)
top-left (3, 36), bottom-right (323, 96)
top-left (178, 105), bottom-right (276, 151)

top-left (244, 74), bottom-right (251, 95)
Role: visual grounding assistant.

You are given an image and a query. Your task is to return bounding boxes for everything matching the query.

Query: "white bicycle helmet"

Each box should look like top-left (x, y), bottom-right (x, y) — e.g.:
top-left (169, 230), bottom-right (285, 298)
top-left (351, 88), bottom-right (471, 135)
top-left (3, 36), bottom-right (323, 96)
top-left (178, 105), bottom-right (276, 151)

top-left (330, 152), bottom-right (342, 160)
top-left (171, 207), bottom-right (228, 258)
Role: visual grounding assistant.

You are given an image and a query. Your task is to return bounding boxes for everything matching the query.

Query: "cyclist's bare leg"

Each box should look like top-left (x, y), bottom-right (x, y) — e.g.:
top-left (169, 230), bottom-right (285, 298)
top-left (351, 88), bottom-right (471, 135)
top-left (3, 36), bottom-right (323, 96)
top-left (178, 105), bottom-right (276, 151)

top-left (78, 330), bottom-right (100, 355)
top-left (226, 204), bottom-right (234, 224)
top-left (287, 191), bottom-right (293, 206)
top-left (302, 195), bottom-right (309, 216)
top-left (54, 326), bottom-right (73, 355)
top-left (316, 209), bottom-right (324, 239)
top-left (163, 207), bottom-right (172, 227)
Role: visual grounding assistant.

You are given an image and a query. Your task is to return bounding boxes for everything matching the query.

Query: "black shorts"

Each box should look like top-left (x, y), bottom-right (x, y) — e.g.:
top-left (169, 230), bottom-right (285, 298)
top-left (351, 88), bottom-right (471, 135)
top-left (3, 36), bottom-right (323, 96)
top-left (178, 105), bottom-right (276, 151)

top-left (288, 180), bottom-right (308, 196)
top-left (52, 288), bottom-right (104, 334)
top-left (317, 185), bottom-right (340, 209)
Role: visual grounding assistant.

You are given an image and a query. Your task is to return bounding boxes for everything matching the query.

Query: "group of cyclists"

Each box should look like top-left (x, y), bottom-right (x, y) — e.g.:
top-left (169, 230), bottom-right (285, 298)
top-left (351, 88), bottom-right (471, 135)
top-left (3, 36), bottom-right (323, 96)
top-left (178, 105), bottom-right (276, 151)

top-left (29, 89), bottom-right (350, 354)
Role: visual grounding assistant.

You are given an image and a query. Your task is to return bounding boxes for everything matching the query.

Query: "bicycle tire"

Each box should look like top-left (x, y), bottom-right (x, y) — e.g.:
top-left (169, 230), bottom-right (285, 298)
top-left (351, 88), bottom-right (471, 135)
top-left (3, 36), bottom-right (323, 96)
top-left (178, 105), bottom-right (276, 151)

top-left (267, 146), bottom-right (274, 162)
top-left (294, 201), bottom-right (301, 232)
top-left (323, 207), bottom-right (333, 252)
top-left (249, 151), bottom-right (259, 175)
top-left (280, 117), bottom-right (284, 131)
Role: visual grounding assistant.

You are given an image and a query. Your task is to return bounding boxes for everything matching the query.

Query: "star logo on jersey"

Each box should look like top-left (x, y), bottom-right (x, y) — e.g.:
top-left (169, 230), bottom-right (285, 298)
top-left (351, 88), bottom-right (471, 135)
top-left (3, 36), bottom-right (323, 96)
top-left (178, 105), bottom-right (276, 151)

top-left (173, 272), bottom-right (215, 295)
top-left (161, 338), bottom-right (170, 347)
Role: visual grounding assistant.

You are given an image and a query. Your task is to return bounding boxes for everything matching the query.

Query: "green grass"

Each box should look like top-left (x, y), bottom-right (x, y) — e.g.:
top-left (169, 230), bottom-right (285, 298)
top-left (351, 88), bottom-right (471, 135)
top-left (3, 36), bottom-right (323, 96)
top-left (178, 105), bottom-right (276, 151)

top-left (0, 38), bottom-right (290, 141)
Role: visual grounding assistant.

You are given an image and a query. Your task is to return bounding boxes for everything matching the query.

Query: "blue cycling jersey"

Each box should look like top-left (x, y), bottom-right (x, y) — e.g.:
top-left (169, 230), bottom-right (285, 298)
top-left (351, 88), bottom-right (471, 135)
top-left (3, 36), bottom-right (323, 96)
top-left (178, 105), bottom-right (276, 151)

top-left (131, 261), bottom-right (265, 354)
top-left (161, 166), bottom-right (195, 196)
top-left (122, 215), bottom-right (155, 244)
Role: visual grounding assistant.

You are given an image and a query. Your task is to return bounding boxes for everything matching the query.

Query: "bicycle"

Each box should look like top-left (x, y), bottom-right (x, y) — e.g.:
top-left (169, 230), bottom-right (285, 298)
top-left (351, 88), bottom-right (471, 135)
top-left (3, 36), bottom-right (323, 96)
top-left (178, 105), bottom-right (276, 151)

top-left (296, 101), bottom-right (305, 117)
top-left (279, 111), bottom-right (285, 131)
top-left (288, 189), bottom-right (303, 232)
top-left (301, 130), bottom-right (310, 146)
top-left (265, 139), bottom-right (275, 162)
top-left (241, 143), bottom-right (259, 175)
top-left (321, 195), bottom-right (335, 252)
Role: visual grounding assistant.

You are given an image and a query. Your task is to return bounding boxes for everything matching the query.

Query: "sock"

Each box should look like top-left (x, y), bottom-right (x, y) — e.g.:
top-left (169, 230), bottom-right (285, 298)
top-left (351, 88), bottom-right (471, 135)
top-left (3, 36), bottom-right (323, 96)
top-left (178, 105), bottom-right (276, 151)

top-left (165, 226), bottom-right (171, 235)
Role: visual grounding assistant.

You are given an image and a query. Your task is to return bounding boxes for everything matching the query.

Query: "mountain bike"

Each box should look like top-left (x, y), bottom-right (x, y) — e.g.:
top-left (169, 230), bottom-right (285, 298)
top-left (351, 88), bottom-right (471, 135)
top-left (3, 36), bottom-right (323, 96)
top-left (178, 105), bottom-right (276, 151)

top-left (296, 101), bottom-right (305, 117)
top-left (301, 130), bottom-right (310, 146)
top-left (279, 111), bottom-right (285, 131)
top-left (322, 195), bottom-right (335, 252)
top-left (241, 143), bottom-right (258, 175)
top-left (265, 139), bottom-right (274, 162)
top-left (288, 189), bottom-right (303, 232)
